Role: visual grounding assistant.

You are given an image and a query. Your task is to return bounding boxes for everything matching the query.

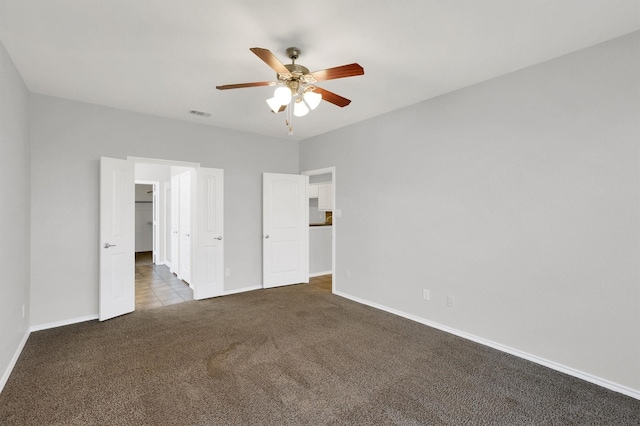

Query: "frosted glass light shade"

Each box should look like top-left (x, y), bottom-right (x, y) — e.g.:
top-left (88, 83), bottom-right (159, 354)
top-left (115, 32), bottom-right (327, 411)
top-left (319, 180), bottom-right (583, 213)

top-left (304, 91), bottom-right (322, 110)
top-left (274, 86), bottom-right (292, 105)
top-left (266, 97), bottom-right (282, 113)
top-left (293, 100), bottom-right (309, 117)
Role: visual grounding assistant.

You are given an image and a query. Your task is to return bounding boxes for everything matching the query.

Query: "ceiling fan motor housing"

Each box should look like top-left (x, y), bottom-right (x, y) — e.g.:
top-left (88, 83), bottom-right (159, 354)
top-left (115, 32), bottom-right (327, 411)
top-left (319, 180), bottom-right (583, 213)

top-left (286, 47), bottom-right (301, 61)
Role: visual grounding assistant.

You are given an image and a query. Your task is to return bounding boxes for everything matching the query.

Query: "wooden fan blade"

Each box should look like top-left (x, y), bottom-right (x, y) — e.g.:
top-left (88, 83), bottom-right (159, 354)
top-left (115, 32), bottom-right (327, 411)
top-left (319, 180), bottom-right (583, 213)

top-left (271, 104), bottom-right (287, 114)
top-left (314, 87), bottom-right (352, 107)
top-left (250, 48), bottom-right (289, 74)
top-left (216, 81), bottom-right (274, 90)
top-left (311, 63), bottom-right (364, 82)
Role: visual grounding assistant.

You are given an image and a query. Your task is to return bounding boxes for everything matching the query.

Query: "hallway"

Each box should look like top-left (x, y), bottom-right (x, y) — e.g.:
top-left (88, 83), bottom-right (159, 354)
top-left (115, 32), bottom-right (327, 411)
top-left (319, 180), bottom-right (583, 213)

top-left (135, 252), bottom-right (193, 309)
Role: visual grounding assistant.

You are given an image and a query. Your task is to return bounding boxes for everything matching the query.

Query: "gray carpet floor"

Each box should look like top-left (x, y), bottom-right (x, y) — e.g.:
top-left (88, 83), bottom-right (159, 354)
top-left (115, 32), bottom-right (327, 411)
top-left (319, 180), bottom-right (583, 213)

top-left (1, 282), bottom-right (638, 425)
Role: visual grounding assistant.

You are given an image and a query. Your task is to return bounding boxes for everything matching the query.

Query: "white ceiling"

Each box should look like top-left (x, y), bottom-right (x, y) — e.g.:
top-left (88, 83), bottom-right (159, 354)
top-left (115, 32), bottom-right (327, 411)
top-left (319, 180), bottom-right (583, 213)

top-left (0, 1), bottom-right (638, 141)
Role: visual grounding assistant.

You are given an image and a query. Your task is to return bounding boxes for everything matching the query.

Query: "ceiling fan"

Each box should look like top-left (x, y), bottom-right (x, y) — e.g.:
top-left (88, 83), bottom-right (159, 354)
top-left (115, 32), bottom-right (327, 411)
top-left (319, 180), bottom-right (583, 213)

top-left (216, 47), bottom-right (364, 134)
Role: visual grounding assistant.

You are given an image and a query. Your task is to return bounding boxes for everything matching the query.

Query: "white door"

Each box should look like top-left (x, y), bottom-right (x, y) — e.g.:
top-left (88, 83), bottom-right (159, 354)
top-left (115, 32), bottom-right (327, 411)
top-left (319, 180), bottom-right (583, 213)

top-left (263, 173), bottom-right (309, 288)
top-left (164, 184), bottom-right (172, 266)
top-left (99, 157), bottom-right (135, 321)
top-left (179, 170), bottom-right (192, 283)
top-left (152, 185), bottom-right (158, 263)
top-left (170, 174), bottom-right (179, 274)
top-left (193, 167), bottom-right (224, 299)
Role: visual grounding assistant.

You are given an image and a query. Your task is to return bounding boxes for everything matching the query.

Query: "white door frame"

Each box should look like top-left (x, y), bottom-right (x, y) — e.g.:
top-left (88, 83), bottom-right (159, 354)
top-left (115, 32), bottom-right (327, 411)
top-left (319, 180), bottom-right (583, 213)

top-left (301, 167), bottom-right (336, 293)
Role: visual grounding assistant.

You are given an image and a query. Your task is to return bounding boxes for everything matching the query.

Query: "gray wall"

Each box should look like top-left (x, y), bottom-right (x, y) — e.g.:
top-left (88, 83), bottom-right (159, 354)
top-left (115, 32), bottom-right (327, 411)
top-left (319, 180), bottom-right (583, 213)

top-left (0, 39), bottom-right (30, 387)
top-left (300, 33), bottom-right (640, 392)
top-left (309, 227), bottom-right (332, 274)
top-left (30, 95), bottom-right (299, 326)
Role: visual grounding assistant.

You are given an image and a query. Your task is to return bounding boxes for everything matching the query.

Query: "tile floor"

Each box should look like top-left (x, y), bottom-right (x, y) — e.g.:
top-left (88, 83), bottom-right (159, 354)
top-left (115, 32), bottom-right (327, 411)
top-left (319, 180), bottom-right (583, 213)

top-left (135, 252), bottom-right (193, 310)
top-left (135, 252), bottom-right (332, 309)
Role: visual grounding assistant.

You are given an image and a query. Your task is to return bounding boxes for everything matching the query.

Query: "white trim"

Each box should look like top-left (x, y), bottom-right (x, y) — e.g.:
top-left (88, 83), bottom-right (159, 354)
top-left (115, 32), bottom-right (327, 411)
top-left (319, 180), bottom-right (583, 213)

top-left (223, 285), bottom-right (262, 296)
top-left (334, 290), bottom-right (640, 400)
top-left (0, 329), bottom-right (30, 394)
top-left (309, 270), bottom-right (332, 278)
top-left (301, 167), bottom-right (334, 176)
top-left (127, 156), bottom-right (200, 168)
top-left (30, 315), bottom-right (99, 332)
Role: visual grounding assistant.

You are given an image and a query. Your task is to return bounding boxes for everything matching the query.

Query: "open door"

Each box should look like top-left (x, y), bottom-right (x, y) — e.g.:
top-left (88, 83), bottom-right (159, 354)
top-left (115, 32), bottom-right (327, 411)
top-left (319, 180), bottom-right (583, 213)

top-left (99, 157), bottom-right (135, 321)
top-left (179, 170), bottom-right (192, 284)
top-left (193, 167), bottom-right (224, 299)
top-left (263, 173), bottom-right (309, 288)
top-left (170, 173), bottom-right (179, 274)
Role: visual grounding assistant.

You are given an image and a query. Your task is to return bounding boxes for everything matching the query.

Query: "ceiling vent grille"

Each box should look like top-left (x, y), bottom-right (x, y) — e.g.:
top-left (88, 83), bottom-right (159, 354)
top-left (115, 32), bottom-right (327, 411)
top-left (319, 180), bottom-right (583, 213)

top-left (189, 110), bottom-right (211, 117)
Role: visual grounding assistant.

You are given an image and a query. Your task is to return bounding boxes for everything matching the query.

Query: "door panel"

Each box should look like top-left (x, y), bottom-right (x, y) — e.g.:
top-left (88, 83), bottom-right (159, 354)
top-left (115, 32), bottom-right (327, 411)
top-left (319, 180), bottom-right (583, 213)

top-left (193, 167), bottom-right (224, 299)
top-left (99, 157), bottom-right (135, 321)
top-left (263, 173), bottom-right (309, 288)
top-left (179, 170), bottom-right (192, 283)
top-left (170, 174), bottom-right (179, 273)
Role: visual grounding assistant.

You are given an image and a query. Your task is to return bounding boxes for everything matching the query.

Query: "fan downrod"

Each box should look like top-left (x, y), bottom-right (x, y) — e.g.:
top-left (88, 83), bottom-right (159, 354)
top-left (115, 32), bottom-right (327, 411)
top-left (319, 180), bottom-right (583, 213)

top-left (286, 47), bottom-right (301, 63)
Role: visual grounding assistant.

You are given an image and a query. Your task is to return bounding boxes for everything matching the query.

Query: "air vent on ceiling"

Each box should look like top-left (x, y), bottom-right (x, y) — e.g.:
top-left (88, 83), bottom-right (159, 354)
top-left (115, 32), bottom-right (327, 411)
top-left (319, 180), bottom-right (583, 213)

top-left (189, 110), bottom-right (211, 117)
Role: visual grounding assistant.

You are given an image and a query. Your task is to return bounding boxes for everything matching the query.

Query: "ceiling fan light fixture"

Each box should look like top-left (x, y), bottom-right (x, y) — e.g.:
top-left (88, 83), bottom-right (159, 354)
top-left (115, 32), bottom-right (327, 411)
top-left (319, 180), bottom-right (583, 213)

top-left (274, 86), bottom-right (292, 105)
top-left (303, 90), bottom-right (322, 110)
top-left (216, 47), bottom-right (364, 134)
top-left (293, 99), bottom-right (309, 117)
top-left (266, 97), bottom-right (283, 113)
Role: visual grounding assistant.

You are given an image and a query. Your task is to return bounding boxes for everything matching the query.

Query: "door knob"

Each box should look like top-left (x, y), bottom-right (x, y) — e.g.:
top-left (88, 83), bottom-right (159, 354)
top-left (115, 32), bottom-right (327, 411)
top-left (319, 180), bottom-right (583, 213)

top-left (103, 243), bottom-right (116, 249)
top-left (265, 235), bottom-right (270, 239)
top-left (216, 236), bottom-right (222, 240)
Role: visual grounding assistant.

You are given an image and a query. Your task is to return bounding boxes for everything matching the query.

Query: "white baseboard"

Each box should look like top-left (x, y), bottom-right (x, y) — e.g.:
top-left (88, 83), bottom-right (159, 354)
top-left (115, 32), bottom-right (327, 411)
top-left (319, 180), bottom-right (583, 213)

top-left (334, 290), bottom-right (640, 400)
top-left (309, 270), bottom-right (332, 278)
top-left (30, 314), bottom-right (99, 332)
top-left (223, 285), bottom-right (262, 296)
top-left (0, 328), bottom-right (30, 394)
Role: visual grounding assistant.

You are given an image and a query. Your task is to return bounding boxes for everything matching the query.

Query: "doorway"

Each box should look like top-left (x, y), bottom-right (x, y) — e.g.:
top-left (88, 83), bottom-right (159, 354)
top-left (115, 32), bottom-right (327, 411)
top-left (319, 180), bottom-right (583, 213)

top-left (302, 167), bottom-right (336, 293)
top-left (132, 158), bottom-right (225, 301)
top-left (133, 182), bottom-right (193, 309)
top-left (134, 183), bottom-right (155, 262)
top-left (99, 156), bottom-right (225, 321)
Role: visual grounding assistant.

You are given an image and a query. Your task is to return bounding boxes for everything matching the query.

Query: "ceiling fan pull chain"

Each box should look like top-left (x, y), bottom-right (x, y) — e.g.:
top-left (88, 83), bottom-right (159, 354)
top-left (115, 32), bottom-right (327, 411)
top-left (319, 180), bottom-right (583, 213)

top-left (287, 102), bottom-right (294, 136)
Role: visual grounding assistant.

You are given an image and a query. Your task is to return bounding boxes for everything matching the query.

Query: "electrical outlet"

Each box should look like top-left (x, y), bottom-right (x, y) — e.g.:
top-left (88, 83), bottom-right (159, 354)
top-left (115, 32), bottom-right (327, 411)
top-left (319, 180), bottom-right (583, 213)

top-left (345, 269), bottom-right (351, 278)
top-left (447, 295), bottom-right (455, 307)
top-left (423, 289), bottom-right (430, 300)
top-left (225, 268), bottom-right (231, 277)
